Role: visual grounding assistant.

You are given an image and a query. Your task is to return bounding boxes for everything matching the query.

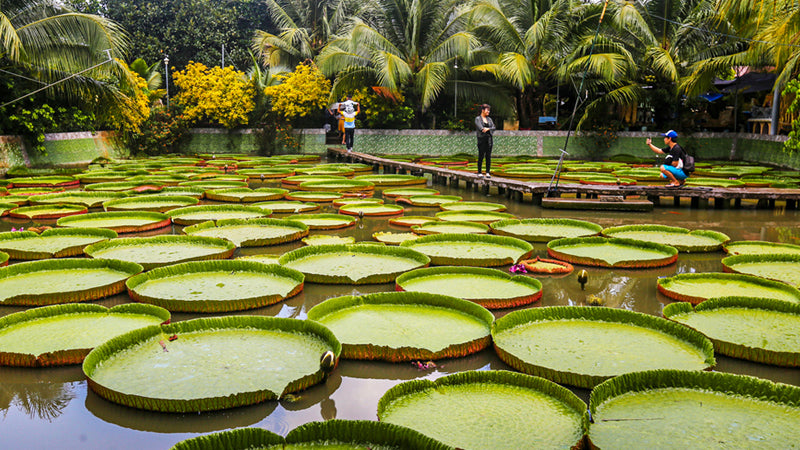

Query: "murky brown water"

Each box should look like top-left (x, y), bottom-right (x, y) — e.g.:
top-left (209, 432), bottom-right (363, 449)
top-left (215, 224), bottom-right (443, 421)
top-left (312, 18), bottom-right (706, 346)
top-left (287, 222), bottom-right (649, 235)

top-left (2, 174), bottom-right (800, 449)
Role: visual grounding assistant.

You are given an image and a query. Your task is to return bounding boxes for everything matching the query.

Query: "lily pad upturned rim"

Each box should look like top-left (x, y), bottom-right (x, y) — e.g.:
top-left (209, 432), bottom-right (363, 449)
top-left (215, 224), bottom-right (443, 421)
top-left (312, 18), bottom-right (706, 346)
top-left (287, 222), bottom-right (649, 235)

top-left (721, 253), bottom-right (800, 286)
top-left (252, 200), bottom-right (320, 213)
top-left (395, 265), bottom-right (543, 309)
top-left (723, 240), bottom-right (800, 255)
top-left (490, 218), bottom-right (603, 242)
top-left (438, 201), bottom-right (508, 212)
top-left (0, 251), bottom-right (8, 267)
top-left (307, 291), bottom-right (493, 361)
top-left (400, 233), bottom-right (534, 267)
top-left (296, 179), bottom-right (375, 193)
top-left (57, 211), bottom-right (172, 233)
top-left (411, 220), bottom-right (489, 235)
top-left (205, 188), bottom-right (288, 203)
top-left (284, 190), bottom-right (345, 202)
top-left (0, 258), bottom-right (144, 306)
top-left (83, 316), bottom-right (341, 412)
top-left (378, 370), bottom-right (589, 449)
top-left (656, 272), bottom-right (800, 305)
top-left (492, 306), bottom-right (715, 388)
top-left (382, 187), bottom-right (440, 198)
top-left (396, 195), bottom-right (463, 207)
top-left (85, 235), bottom-right (236, 270)
top-left (0, 303), bottom-right (169, 367)
top-left (126, 260), bottom-right (305, 312)
top-left (278, 243), bottom-right (430, 284)
top-left (547, 236), bottom-right (679, 268)
top-left (9, 203), bottom-right (88, 219)
top-left (183, 218), bottom-right (309, 247)
top-left (28, 191), bottom-right (128, 207)
top-left (285, 213), bottom-right (356, 230)
top-left (338, 203), bottom-right (405, 216)
top-left (389, 215), bottom-right (439, 227)
top-left (663, 296), bottom-right (800, 366)
top-left (177, 180), bottom-right (249, 189)
top-left (519, 256), bottom-right (575, 274)
top-left (167, 205), bottom-right (270, 225)
top-left (102, 195), bottom-right (200, 212)
top-left (0, 227), bottom-right (118, 259)
top-left (435, 210), bottom-right (515, 224)
top-left (5, 176), bottom-right (79, 188)
top-left (601, 224), bottom-right (731, 252)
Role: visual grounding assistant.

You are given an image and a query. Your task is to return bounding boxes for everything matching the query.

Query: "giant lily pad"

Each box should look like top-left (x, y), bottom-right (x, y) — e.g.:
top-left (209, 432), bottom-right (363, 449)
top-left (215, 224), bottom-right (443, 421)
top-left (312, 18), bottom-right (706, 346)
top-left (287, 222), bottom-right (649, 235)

top-left (0, 228), bottom-right (117, 260)
top-left (722, 253), bottom-right (800, 286)
top-left (0, 251), bottom-right (7, 267)
top-left (252, 200), bottom-right (319, 213)
top-left (167, 205), bottom-right (270, 226)
top-left (493, 306), bottom-right (715, 388)
top-left (178, 180), bottom-right (248, 190)
top-left (84, 181), bottom-right (165, 192)
top-left (307, 291), bottom-right (493, 361)
top-left (602, 224), bottom-right (730, 252)
top-left (547, 236), bottom-right (678, 268)
top-left (339, 203), bottom-right (405, 216)
top-left (657, 273), bottom-right (800, 304)
top-left (286, 213), bottom-right (356, 230)
top-left (281, 175), bottom-right (347, 186)
top-left (29, 191), bottom-right (128, 208)
top-left (126, 260), bottom-right (304, 312)
top-left (279, 243), bottom-right (430, 284)
top-left (302, 235), bottom-right (356, 246)
top-left (434, 210), bottom-right (514, 224)
top-left (354, 174), bottom-right (427, 186)
top-left (183, 218), bottom-right (308, 247)
top-left (724, 240), bottom-right (800, 256)
top-left (411, 220), bottom-right (488, 235)
top-left (389, 216), bottom-right (439, 227)
top-left (383, 188), bottom-right (439, 198)
top-left (85, 235), bottom-right (236, 270)
top-left (396, 266), bottom-right (542, 309)
top-left (588, 370), bottom-right (800, 448)
top-left (490, 218), bottom-right (602, 242)
top-left (378, 371), bottom-right (588, 450)
top-left (57, 211), bottom-right (172, 233)
top-left (160, 186), bottom-right (206, 199)
top-left (297, 179), bottom-right (374, 193)
top-left (663, 297), bottom-right (800, 366)
top-left (285, 191), bottom-right (344, 202)
top-left (332, 197), bottom-right (384, 207)
top-left (396, 195), bottom-right (462, 207)
top-left (372, 231), bottom-right (418, 245)
top-left (0, 303), bottom-right (169, 367)
top-left (0, 258), bottom-right (143, 306)
top-left (1, 202), bottom-right (17, 216)
top-left (6, 176), bottom-right (78, 188)
top-left (400, 233), bottom-right (533, 267)
top-left (9, 204), bottom-right (88, 219)
top-left (83, 316), bottom-right (340, 412)
top-left (102, 194), bottom-right (199, 212)
top-left (236, 167), bottom-right (295, 179)
top-left (439, 201), bottom-right (507, 212)
top-left (205, 188), bottom-right (288, 202)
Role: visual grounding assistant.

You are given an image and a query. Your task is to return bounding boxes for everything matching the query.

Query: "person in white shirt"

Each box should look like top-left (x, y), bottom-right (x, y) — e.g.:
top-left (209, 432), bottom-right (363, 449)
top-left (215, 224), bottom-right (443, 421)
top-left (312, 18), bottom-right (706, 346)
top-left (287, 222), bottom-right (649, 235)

top-left (338, 95), bottom-right (361, 152)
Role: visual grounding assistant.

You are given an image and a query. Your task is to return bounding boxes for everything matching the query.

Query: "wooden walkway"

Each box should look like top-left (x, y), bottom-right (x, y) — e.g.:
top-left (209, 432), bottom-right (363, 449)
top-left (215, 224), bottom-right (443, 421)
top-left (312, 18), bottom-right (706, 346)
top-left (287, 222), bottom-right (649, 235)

top-left (328, 147), bottom-right (800, 210)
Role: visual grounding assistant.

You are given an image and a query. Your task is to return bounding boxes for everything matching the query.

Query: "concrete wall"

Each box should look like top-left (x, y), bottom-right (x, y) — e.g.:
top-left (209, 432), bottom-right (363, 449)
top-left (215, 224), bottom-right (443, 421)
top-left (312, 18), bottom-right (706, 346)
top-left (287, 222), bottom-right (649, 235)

top-left (184, 128), bottom-right (326, 155)
top-left (0, 131), bottom-right (127, 169)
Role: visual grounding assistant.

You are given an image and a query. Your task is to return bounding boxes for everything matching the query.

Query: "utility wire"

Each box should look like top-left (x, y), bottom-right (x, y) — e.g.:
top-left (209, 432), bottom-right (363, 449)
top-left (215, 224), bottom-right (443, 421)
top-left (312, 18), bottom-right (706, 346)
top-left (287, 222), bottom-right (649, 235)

top-left (0, 68), bottom-right (47, 85)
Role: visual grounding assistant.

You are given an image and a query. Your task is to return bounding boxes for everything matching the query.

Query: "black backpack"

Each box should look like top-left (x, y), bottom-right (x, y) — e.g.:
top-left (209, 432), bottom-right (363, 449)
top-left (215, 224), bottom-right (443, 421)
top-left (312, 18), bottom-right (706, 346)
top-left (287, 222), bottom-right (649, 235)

top-left (683, 153), bottom-right (695, 174)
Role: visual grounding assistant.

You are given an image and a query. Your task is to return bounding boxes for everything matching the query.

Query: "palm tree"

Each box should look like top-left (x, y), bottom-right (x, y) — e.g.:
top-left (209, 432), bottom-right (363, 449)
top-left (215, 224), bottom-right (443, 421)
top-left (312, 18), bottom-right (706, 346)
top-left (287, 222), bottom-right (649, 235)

top-left (128, 58), bottom-right (165, 104)
top-left (253, 0), bottom-right (375, 68)
top-left (1, 0), bottom-right (131, 108)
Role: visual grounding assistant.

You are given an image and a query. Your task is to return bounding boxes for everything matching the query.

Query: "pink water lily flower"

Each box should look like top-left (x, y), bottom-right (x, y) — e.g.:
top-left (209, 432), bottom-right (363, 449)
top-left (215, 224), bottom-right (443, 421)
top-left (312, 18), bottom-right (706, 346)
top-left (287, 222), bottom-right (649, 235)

top-left (509, 263), bottom-right (527, 274)
top-left (10, 227), bottom-right (24, 232)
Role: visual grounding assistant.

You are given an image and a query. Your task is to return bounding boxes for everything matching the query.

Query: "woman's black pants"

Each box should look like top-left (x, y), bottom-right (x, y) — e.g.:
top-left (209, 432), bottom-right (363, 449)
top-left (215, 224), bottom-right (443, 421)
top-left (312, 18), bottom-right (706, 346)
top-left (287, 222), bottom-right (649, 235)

top-left (477, 138), bottom-right (492, 174)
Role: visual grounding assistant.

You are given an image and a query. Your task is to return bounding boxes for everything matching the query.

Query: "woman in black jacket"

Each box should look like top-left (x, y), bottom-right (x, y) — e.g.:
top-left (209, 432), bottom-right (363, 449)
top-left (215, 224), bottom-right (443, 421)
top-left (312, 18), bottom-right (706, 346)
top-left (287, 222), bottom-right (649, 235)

top-left (474, 104), bottom-right (496, 178)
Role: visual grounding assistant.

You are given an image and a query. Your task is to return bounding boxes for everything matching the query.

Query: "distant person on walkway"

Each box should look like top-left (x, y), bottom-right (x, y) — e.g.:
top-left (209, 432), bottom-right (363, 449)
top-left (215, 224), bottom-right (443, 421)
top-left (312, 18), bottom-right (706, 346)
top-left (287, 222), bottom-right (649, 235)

top-left (475, 104), bottom-right (496, 178)
top-left (339, 95), bottom-right (360, 152)
top-left (646, 129), bottom-right (688, 187)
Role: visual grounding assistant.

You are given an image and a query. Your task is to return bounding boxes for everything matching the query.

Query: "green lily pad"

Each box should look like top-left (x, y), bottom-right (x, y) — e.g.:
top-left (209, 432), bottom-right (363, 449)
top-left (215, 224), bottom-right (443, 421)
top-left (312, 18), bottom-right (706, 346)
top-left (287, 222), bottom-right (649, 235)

top-left (252, 200), bottom-right (319, 213)
top-left (378, 371), bottom-right (588, 450)
top-left (588, 370), bottom-right (800, 448)
top-left (339, 203), bottom-right (405, 216)
top-left (286, 213), bottom-right (356, 230)
top-left (103, 195), bottom-right (199, 212)
top-left (297, 180), bottom-right (375, 193)
top-left (372, 231), bottom-right (419, 245)
top-left (84, 181), bottom-right (165, 192)
top-left (160, 186), bottom-right (207, 199)
top-left (8, 187), bottom-right (66, 196)
top-left (493, 306), bottom-right (715, 388)
top-left (389, 216), bottom-right (439, 227)
top-left (302, 235), bottom-right (356, 246)
top-left (396, 266), bottom-right (542, 309)
top-left (547, 237), bottom-right (678, 268)
top-left (6, 176), bottom-right (79, 188)
top-left (383, 188), bottom-right (439, 198)
top-left (0, 228), bottom-right (117, 260)
top-left (399, 195), bottom-right (462, 207)
top-left (167, 205), bottom-right (270, 226)
top-left (601, 224), bottom-right (730, 252)
top-left (400, 233), bottom-right (533, 267)
top-left (85, 235), bottom-right (236, 270)
top-left (279, 243), bottom-right (430, 284)
top-left (57, 211), bottom-right (172, 233)
top-left (236, 167), bottom-right (296, 179)
top-left (435, 210), bottom-right (514, 224)
top-left (1, 202), bottom-right (17, 216)
top-left (235, 254), bottom-right (281, 264)
top-left (354, 174), bottom-right (427, 186)
top-left (439, 201), bottom-right (507, 212)
top-left (612, 168), bottom-right (663, 181)
top-left (0, 258), bottom-right (143, 306)
top-left (658, 272), bottom-right (800, 304)
top-left (285, 191), bottom-right (344, 202)
top-left (0, 251), bottom-right (7, 267)
top-left (490, 218), bottom-right (602, 242)
top-left (281, 175), bottom-right (347, 186)
top-left (663, 297), bottom-right (800, 366)
top-left (126, 260), bottom-right (304, 312)
top-left (83, 316), bottom-right (340, 412)
top-left (9, 204), bottom-right (88, 219)
top-left (295, 167), bottom-right (355, 177)
top-left (411, 220), bottom-right (489, 235)
top-left (183, 218), bottom-right (308, 247)
top-left (724, 240), bottom-right (800, 256)
top-left (685, 177), bottom-right (745, 188)
top-left (29, 191), bottom-right (128, 208)
top-left (178, 180), bottom-right (249, 190)
top-left (722, 253), bottom-right (800, 286)
top-left (332, 197), bottom-right (384, 207)
top-left (205, 188), bottom-right (288, 202)
top-left (0, 303), bottom-right (169, 367)
top-left (307, 292), bottom-right (492, 361)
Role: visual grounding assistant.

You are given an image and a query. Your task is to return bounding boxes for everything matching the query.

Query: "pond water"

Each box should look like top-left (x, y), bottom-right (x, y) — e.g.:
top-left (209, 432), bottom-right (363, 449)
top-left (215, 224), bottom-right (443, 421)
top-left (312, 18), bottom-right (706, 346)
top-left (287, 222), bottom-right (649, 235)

top-left (2, 171), bottom-right (800, 449)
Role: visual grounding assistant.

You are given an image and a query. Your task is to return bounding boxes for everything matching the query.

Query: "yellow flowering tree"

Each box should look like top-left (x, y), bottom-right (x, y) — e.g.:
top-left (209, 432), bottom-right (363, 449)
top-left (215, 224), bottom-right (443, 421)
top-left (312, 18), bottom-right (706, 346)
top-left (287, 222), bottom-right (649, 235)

top-left (264, 63), bottom-right (331, 123)
top-left (104, 62), bottom-right (151, 134)
top-left (172, 62), bottom-right (256, 128)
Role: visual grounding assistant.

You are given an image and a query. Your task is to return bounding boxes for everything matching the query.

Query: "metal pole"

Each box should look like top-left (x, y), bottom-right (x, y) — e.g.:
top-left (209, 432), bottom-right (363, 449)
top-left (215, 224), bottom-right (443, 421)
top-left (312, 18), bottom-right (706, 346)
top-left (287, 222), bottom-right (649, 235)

top-left (454, 59), bottom-right (458, 117)
top-left (222, 44), bottom-right (225, 69)
top-left (164, 55), bottom-right (170, 109)
top-left (771, 84), bottom-right (781, 135)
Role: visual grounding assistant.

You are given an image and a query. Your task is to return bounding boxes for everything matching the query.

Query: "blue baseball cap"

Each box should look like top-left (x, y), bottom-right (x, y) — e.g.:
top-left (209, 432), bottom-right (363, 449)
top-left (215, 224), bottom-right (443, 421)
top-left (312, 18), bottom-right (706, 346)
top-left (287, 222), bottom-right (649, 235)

top-left (661, 130), bottom-right (678, 139)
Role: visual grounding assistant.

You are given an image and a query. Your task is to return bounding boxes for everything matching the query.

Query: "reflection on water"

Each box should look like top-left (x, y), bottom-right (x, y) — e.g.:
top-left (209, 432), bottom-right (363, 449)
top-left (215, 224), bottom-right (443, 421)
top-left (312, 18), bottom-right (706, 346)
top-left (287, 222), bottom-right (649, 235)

top-left (1, 166), bottom-right (800, 448)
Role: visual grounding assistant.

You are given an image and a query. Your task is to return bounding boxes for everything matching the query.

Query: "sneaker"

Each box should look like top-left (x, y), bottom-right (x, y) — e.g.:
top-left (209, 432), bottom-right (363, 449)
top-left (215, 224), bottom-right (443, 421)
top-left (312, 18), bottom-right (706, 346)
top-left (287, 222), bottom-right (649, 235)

top-left (485, 173), bottom-right (491, 179)
top-left (477, 173), bottom-right (483, 178)
top-left (347, 148), bottom-right (352, 153)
